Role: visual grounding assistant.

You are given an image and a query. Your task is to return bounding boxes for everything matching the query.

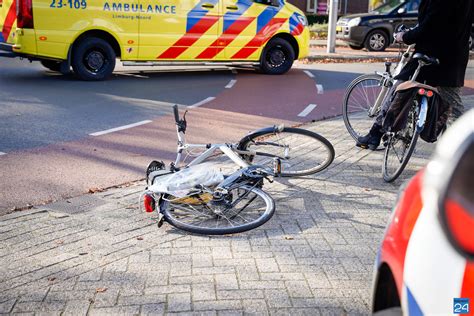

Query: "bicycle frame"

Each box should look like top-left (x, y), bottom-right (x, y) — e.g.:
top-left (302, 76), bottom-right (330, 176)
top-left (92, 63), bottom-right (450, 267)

top-left (174, 126), bottom-right (250, 169)
top-left (370, 44), bottom-right (415, 117)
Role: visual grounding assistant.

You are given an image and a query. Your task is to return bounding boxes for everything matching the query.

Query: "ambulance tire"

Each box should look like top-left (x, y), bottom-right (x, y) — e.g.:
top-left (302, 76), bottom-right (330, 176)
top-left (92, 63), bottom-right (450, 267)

top-left (260, 38), bottom-right (294, 75)
top-left (72, 37), bottom-right (116, 81)
top-left (40, 60), bottom-right (62, 72)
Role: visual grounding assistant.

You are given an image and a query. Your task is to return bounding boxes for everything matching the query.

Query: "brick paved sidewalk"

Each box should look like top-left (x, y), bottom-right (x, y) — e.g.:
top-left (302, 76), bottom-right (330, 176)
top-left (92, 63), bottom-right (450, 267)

top-left (1, 97), bottom-right (472, 315)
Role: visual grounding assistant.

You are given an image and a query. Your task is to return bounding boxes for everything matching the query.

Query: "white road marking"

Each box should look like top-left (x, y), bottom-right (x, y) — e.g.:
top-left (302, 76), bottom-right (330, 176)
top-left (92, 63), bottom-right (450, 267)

top-left (90, 120), bottom-right (153, 137)
top-left (316, 84), bottom-right (324, 94)
top-left (304, 70), bottom-right (315, 78)
top-left (298, 104), bottom-right (317, 117)
top-left (188, 97), bottom-right (216, 109)
top-left (225, 79), bottom-right (237, 89)
top-left (0, 152), bottom-right (6, 156)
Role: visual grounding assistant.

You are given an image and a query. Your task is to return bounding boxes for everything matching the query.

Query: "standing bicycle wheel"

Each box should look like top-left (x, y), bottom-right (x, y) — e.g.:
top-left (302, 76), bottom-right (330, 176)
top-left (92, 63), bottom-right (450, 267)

top-left (160, 184), bottom-right (275, 235)
top-left (382, 105), bottom-right (419, 182)
top-left (238, 127), bottom-right (335, 177)
top-left (343, 73), bottom-right (386, 141)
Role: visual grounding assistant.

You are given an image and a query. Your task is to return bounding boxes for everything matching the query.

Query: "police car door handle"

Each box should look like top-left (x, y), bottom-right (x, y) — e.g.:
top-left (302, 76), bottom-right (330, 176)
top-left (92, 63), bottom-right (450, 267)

top-left (201, 3), bottom-right (215, 8)
top-left (226, 5), bottom-right (238, 10)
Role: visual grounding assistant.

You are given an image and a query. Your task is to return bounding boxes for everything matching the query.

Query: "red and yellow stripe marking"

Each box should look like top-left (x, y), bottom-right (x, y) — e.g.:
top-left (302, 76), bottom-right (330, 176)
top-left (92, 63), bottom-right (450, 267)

top-left (1, 0), bottom-right (16, 43)
top-left (231, 17), bottom-right (287, 59)
top-left (196, 16), bottom-right (255, 59)
top-left (157, 15), bottom-right (219, 59)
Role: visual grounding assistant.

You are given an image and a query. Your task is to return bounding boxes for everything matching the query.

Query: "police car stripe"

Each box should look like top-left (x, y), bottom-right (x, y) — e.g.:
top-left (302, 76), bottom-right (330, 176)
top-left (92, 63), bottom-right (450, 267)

top-left (186, 0), bottom-right (219, 32)
top-left (2, 0), bottom-right (17, 43)
top-left (158, 15), bottom-right (219, 59)
top-left (196, 17), bottom-right (255, 59)
top-left (231, 17), bottom-right (287, 59)
top-left (461, 263), bottom-right (474, 299)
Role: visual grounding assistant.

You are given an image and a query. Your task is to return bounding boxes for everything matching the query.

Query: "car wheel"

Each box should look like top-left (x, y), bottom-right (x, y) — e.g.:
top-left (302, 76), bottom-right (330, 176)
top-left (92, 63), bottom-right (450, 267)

top-left (40, 60), bottom-right (62, 72)
top-left (72, 37), bottom-right (116, 81)
top-left (365, 30), bottom-right (389, 52)
top-left (349, 44), bottom-right (364, 50)
top-left (259, 38), bottom-right (295, 75)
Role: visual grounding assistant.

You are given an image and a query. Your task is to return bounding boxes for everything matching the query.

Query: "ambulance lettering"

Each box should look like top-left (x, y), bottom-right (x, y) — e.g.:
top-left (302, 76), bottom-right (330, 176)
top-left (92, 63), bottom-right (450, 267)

top-left (103, 2), bottom-right (176, 14)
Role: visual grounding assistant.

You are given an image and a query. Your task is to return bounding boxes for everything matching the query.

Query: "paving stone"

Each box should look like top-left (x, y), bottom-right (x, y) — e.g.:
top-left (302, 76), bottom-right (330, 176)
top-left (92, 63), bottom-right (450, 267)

top-left (192, 283), bottom-right (216, 301)
top-left (241, 299), bottom-right (269, 315)
top-left (167, 293), bottom-right (191, 312)
top-left (193, 300), bottom-right (242, 311)
top-left (264, 289), bottom-right (292, 308)
top-left (63, 299), bottom-right (91, 316)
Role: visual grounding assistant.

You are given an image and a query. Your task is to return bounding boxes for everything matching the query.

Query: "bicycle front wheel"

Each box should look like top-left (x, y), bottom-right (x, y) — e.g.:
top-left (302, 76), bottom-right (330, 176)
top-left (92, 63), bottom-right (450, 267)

top-left (239, 127), bottom-right (335, 177)
top-left (161, 184), bottom-right (275, 235)
top-left (382, 106), bottom-right (419, 182)
top-left (343, 73), bottom-right (385, 141)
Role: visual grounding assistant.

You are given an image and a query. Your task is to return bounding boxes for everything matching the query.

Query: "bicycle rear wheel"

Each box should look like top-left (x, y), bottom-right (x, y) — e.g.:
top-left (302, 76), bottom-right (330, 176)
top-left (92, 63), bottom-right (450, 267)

top-left (239, 127), bottom-right (335, 177)
top-left (161, 184), bottom-right (275, 235)
top-left (382, 106), bottom-right (419, 182)
top-left (343, 73), bottom-right (385, 140)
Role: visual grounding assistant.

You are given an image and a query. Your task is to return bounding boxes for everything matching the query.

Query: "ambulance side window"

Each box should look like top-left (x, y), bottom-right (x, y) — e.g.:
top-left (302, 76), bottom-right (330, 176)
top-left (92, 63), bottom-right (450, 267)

top-left (254, 0), bottom-right (279, 6)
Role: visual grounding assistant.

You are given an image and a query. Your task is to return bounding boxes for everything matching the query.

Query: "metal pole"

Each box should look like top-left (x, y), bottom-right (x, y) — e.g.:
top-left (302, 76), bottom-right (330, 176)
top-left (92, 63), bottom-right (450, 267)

top-left (326, 0), bottom-right (338, 53)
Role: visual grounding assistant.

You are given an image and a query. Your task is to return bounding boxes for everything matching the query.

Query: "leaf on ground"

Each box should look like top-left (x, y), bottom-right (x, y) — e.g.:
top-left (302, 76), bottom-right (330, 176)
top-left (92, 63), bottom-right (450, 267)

top-left (47, 277), bottom-right (56, 282)
top-left (96, 288), bottom-right (107, 293)
top-left (137, 236), bottom-right (144, 240)
top-left (88, 187), bottom-right (104, 193)
top-left (55, 240), bottom-right (64, 245)
top-left (284, 236), bottom-right (294, 240)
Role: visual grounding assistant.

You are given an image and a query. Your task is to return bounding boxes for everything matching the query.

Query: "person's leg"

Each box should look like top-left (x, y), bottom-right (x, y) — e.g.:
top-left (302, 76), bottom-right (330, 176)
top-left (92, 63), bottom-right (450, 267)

top-left (438, 86), bottom-right (464, 126)
top-left (357, 81), bottom-right (401, 150)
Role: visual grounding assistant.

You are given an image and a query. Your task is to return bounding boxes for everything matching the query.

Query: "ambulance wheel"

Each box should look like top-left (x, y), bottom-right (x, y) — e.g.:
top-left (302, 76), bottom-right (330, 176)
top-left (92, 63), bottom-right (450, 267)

top-left (260, 38), bottom-right (294, 75)
top-left (72, 37), bottom-right (116, 81)
top-left (40, 60), bottom-right (62, 72)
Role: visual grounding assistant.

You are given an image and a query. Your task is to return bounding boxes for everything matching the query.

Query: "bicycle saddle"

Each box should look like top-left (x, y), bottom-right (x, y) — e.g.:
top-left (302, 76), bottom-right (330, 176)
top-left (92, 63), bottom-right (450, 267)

top-left (413, 53), bottom-right (440, 66)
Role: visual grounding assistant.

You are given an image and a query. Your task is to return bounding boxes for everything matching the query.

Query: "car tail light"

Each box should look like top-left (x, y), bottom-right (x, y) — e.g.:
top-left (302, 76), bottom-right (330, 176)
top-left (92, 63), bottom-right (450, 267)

top-left (426, 90), bottom-right (434, 97)
top-left (17, 0), bottom-right (34, 29)
top-left (143, 194), bottom-right (155, 213)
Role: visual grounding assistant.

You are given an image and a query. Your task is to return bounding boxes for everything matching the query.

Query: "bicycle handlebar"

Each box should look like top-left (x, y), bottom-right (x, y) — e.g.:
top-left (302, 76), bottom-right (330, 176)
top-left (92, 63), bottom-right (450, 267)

top-left (173, 105), bottom-right (180, 123)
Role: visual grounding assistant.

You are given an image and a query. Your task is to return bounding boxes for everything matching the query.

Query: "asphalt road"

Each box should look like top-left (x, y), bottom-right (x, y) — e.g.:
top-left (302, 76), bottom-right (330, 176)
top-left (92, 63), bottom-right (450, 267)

top-left (0, 58), bottom-right (473, 212)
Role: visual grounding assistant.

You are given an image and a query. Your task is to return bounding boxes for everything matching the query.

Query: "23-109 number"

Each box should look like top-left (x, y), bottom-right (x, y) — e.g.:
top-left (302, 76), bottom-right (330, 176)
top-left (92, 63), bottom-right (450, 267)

top-left (50, 0), bottom-right (87, 9)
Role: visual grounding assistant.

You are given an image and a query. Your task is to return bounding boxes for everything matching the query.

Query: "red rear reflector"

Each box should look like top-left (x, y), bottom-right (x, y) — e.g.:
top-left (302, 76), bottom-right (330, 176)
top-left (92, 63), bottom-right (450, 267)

top-left (144, 194), bottom-right (155, 213)
top-left (17, 0), bottom-right (34, 28)
top-left (426, 91), bottom-right (434, 97)
top-left (418, 88), bottom-right (426, 96)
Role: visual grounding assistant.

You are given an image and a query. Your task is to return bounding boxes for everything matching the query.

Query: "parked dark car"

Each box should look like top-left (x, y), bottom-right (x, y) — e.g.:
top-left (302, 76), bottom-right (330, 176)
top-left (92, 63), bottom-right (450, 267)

top-left (336, 0), bottom-right (419, 51)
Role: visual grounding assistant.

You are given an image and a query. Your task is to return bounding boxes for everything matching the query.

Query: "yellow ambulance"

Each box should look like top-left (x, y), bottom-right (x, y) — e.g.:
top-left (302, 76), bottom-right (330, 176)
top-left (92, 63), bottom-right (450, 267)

top-left (0, 0), bottom-right (309, 80)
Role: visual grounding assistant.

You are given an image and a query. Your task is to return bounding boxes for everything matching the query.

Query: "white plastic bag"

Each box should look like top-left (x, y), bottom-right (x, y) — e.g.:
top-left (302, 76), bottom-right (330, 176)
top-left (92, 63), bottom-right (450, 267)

top-left (149, 162), bottom-right (224, 197)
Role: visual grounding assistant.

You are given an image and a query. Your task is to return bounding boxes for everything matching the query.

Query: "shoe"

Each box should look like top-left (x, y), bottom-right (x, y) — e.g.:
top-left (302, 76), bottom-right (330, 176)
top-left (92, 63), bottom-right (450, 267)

top-left (356, 124), bottom-right (383, 150)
